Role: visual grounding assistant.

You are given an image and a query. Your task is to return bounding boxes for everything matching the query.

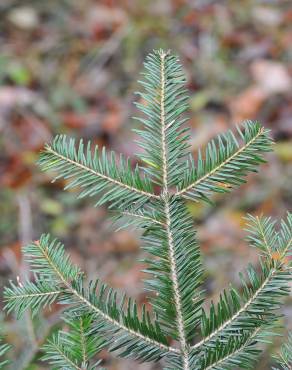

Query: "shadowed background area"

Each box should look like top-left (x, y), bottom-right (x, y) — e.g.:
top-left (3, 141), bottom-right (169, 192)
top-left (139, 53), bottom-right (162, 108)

top-left (0, 0), bottom-right (291, 369)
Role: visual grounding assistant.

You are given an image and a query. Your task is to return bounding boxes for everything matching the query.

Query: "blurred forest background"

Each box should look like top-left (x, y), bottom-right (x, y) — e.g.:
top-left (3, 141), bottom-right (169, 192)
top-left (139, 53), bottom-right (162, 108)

top-left (0, 0), bottom-right (291, 369)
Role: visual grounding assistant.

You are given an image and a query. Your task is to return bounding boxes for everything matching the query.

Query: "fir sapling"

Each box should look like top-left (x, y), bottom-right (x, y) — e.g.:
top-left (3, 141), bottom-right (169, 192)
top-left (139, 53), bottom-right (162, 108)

top-left (3, 50), bottom-right (292, 370)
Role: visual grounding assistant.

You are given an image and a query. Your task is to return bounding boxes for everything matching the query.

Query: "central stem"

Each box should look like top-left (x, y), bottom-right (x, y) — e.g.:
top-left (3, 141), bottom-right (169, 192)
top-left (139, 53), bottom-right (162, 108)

top-left (159, 50), bottom-right (189, 370)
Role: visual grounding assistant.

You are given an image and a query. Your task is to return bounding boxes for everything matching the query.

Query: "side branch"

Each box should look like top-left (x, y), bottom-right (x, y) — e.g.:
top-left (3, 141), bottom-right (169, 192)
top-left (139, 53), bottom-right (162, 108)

top-left (45, 145), bottom-right (159, 200)
top-left (175, 122), bottom-right (272, 203)
top-left (34, 238), bottom-right (178, 355)
top-left (191, 269), bottom-right (275, 351)
top-left (204, 327), bottom-right (261, 370)
top-left (8, 290), bottom-right (61, 300)
top-left (121, 210), bottom-right (164, 226)
top-left (48, 340), bottom-right (81, 370)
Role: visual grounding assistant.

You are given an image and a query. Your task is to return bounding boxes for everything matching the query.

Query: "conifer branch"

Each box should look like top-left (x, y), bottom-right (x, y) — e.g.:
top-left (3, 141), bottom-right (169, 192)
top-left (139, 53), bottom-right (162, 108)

top-left (8, 290), bottom-right (61, 300)
top-left (0, 337), bottom-right (10, 368)
top-left (164, 195), bottom-right (189, 369)
top-left (281, 237), bottom-right (292, 261)
top-left (40, 137), bottom-right (158, 209)
top-left (44, 337), bottom-right (82, 370)
top-left (159, 50), bottom-right (190, 370)
top-left (201, 327), bottom-right (262, 370)
top-left (245, 214), bottom-right (277, 259)
top-left (45, 144), bottom-right (158, 199)
top-left (120, 210), bottom-right (164, 226)
top-left (4, 279), bottom-right (62, 318)
top-left (193, 260), bottom-right (290, 355)
top-left (176, 126), bottom-right (264, 195)
top-left (192, 267), bottom-right (276, 351)
top-left (278, 213), bottom-right (292, 260)
top-left (192, 214), bottom-right (292, 354)
top-left (160, 51), bottom-right (168, 189)
top-left (158, 52), bottom-right (183, 339)
top-left (3, 50), bottom-right (291, 370)
top-left (134, 50), bottom-right (190, 186)
top-left (22, 236), bottom-right (178, 358)
top-left (43, 314), bottom-right (106, 369)
top-left (65, 284), bottom-right (174, 354)
top-left (273, 332), bottom-right (292, 370)
top-left (255, 216), bottom-right (274, 259)
top-left (111, 203), bottom-right (165, 231)
top-left (175, 122), bottom-right (272, 202)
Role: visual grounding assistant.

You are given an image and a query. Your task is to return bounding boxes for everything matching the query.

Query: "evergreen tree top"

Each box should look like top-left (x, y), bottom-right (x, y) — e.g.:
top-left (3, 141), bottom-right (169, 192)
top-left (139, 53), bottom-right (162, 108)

top-left (3, 50), bottom-right (291, 370)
